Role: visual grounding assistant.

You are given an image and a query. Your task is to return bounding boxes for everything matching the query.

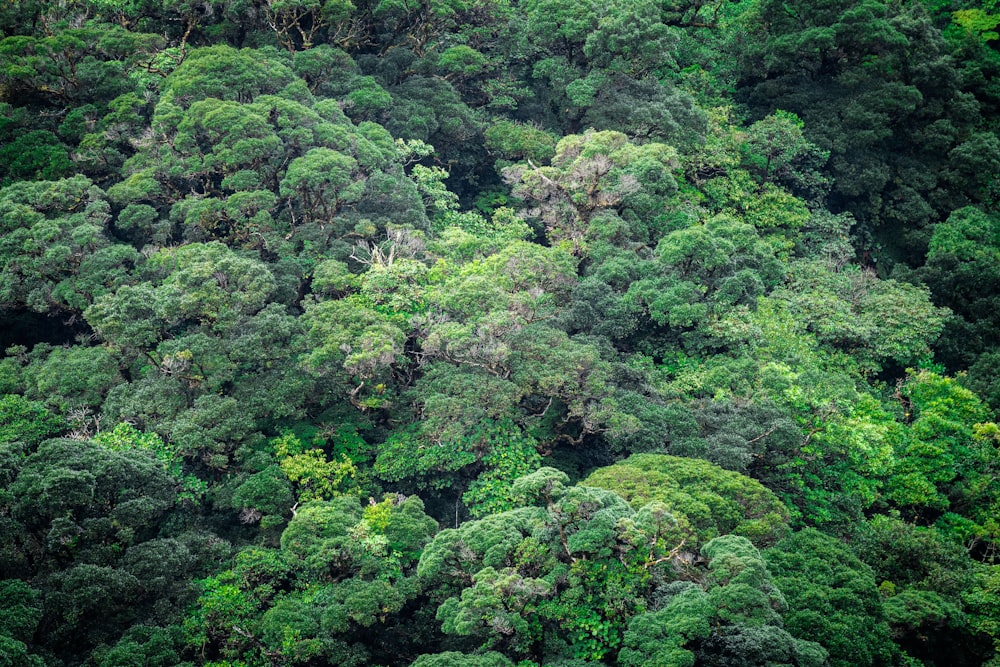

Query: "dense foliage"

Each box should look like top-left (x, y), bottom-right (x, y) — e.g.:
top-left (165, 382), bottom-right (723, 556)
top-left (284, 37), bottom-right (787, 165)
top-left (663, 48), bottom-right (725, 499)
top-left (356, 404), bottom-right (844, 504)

top-left (1, 0), bottom-right (1000, 664)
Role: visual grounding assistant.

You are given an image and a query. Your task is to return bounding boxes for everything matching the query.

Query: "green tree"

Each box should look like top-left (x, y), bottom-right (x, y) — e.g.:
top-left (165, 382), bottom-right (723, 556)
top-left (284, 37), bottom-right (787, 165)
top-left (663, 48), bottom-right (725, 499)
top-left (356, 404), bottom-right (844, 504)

top-left (740, 111), bottom-right (830, 203)
top-left (583, 454), bottom-right (791, 548)
top-left (0, 176), bottom-right (137, 314)
top-left (764, 529), bottom-right (895, 667)
top-left (420, 472), bottom-right (691, 662)
top-left (735, 0), bottom-right (996, 258)
top-left (915, 206), bottom-right (1000, 372)
top-left (280, 147), bottom-right (364, 223)
top-left (774, 258), bottom-right (947, 374)
top-left (186, 494), bottom-right (437, 665)
top-left (505, 130), bottom-right (680, 253)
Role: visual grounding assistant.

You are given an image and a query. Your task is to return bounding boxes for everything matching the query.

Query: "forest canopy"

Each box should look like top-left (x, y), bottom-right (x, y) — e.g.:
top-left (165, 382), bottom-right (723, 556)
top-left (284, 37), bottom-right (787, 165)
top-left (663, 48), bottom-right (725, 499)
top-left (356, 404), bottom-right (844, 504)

top-left (1, 0), bottom-right (1000, 665)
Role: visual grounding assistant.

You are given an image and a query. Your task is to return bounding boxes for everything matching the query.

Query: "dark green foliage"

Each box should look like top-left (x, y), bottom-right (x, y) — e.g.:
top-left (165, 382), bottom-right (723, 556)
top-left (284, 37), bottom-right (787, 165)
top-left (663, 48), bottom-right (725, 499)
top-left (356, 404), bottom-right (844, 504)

top-left (850, 515), bottom-right (994, 665)
top-left (618, 583), bottom-right (712, 667)
top-left (0, 130), bottom-right (72, 183)
top-left (0, 578), bottom-right (41, 639)
top-left (915, 206), bottom-right (1000, 371)
top-left (419, 480), bottom-right (677, 662)
top-left (765, 529), bottom-right (895, 667)
top-left (0, 435), bottom-right (199, 662)
top-left (10, 438), bottom-right (175, 544)
top-left (735, 0), bottom-right (999, 259)
top-left (231, 465), bottom-right (295, 521)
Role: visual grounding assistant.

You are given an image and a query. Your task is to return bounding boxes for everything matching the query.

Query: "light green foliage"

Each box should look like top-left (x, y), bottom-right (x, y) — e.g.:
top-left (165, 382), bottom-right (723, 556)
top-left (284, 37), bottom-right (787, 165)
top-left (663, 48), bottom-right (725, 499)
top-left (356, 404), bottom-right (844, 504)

top-left (0, 394), bottom-right (64, 449)
top-left (966, 565), bottom-right (1000, 658)
top-left (583, 454), bottom-right (790, 547)
top-left (461, 424), bottom-right (542, 516)
top-left (774, 259), bottom-right (947, 373)
top-left (439, 565), bottom-right (552, 651)
top-left (152, 242), bottom-right (274, 321)
top-left (485, 120), bottom-right (558, 164)
top-left (427, 207), bottom-right (532, 262)
top-left (376, 390), bottom-right (518, 477)
top-left (311, 258), bottom-right (361, 295)
top-left (280, 147), bottom-right (363, 221)
top-left (626, 214), bottom-right (784, 340)
top-left (410, 652), bottom-right (513, 667)
top-left (888, 370), bottom-right (1000, 545)
top-left (438, 44), bottom-right (489, 78)
top-left (368, 235), bottom-right (619, 504)
top-left (953, 8), bottom-right (1000, 41)
top-left (373, 349), bottom-right (545, 504)
top-left (183, 571), bottom-right (258, 660)
top-left (86, 242), bottom-right (276, 349)
top-left (427, 239), bottom-right (577, 324)
top-left (273, 431), bottom-right (357, 502)
top-left (301, 294), bottom-right (406, 404)
top-left (806, 394), bottom-right (903, 510)
top-left (22, 343), bottom-right (120, 411)
top-left (278, 495), bottom-right (435, 580)
top-left (411, 163), bottom-right (462, 226)
top-left (160, 46), bottom-right (296, 107)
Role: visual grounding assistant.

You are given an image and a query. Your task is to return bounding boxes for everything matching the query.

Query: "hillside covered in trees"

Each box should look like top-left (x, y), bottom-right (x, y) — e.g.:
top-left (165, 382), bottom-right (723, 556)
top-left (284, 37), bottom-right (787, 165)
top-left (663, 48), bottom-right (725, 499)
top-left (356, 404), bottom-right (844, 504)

top-left (2, 0), bottom-right (1000, 665)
